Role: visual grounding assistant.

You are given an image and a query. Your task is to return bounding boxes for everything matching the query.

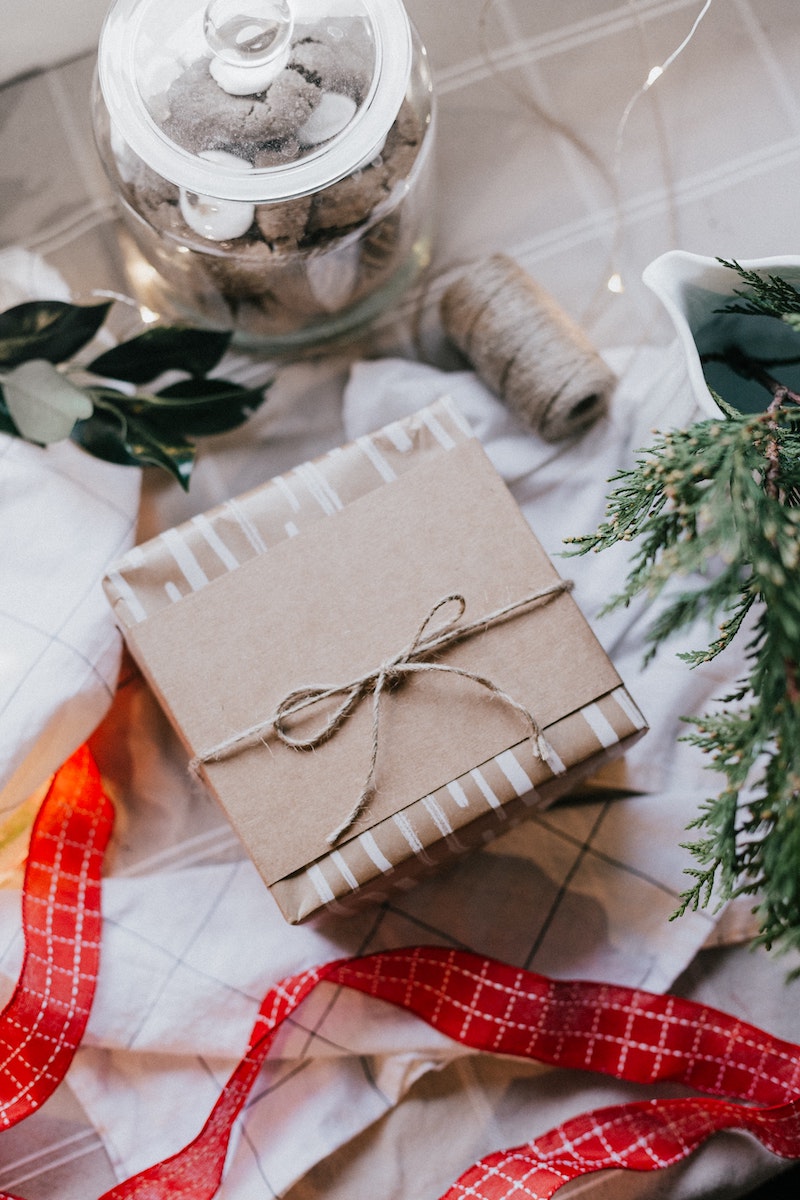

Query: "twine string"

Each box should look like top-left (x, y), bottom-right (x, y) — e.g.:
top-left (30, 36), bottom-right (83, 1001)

top-left (190, 581), bottom-right (572, 845)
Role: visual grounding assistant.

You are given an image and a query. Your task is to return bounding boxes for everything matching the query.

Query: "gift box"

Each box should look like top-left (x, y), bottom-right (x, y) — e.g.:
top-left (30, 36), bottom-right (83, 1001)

top-left (104, 399), bottom-right (647, 923)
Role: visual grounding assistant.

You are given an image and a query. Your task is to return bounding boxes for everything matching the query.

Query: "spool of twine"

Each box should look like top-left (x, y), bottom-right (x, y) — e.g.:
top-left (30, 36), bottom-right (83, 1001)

top-left (440, 254), bottom-right (616, 442)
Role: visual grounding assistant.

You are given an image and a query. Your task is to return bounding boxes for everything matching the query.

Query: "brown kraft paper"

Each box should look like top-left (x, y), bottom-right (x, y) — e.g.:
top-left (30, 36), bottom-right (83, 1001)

top-left (104, 399), bottom-right (647, 923)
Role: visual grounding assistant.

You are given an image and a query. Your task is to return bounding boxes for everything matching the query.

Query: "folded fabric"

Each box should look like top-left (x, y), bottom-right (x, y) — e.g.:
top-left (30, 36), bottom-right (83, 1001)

top-left (0, 250), bottom-right (141, 815)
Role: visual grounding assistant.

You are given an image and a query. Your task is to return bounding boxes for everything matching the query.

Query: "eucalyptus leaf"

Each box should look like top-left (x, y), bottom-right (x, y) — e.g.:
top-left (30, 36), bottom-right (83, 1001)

top-left (0, 300), bottom-right (111, 368)
top-left (86, 326), bottom-right (232, 384)
top-left (2, 359), bottom-right (93, 444)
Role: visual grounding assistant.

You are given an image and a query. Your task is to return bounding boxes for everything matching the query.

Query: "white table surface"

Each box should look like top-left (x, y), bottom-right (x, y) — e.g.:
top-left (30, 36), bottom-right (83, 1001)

top-left (2, 2), bottom-right (800, 1197)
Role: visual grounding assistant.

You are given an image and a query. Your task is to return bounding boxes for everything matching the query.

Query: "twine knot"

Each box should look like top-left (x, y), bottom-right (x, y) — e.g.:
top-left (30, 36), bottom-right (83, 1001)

top-left (190, 582), bottom-right (572, 846)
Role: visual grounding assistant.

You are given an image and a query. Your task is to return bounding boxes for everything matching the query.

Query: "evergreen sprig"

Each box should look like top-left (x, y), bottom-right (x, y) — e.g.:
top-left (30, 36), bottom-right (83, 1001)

top-left (717, 257), bottom-right (800, 331)
top-left (567, 261), bottom-right (800, 961)
top-left (0, 300), bottom-right (270, 489)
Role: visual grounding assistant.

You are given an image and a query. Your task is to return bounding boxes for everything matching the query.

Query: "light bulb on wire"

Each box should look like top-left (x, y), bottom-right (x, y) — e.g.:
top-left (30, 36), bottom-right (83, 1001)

top-left (606, 0), bottom-right (714, 296)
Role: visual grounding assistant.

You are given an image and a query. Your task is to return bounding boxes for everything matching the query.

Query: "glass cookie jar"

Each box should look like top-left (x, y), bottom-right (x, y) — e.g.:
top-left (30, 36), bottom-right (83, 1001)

top-left (93, 0), bottom-right (436, 353)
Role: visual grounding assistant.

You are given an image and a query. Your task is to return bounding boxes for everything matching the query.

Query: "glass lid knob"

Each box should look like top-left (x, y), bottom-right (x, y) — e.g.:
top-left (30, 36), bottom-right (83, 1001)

top-left (203, 0), bottom-right (294, 69)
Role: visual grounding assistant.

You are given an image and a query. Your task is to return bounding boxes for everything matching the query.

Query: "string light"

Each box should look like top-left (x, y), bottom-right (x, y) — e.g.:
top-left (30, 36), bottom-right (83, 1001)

top-left (477, 0), bottom-right (715, 316)
top-left (607, 0), bottom-right (715, 294)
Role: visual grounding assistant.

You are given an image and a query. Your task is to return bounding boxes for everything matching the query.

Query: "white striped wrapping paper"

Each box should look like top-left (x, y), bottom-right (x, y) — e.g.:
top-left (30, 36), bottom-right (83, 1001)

top-left (104, 399), bottom-right (647, 923)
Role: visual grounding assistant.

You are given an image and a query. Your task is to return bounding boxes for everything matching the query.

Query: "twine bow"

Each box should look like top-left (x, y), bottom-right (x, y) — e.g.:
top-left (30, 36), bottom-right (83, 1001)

top-left (191, 581), bottom-right (572, 845)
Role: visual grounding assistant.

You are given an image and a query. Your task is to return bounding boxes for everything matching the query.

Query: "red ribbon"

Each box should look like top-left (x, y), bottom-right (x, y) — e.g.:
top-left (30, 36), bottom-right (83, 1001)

top-left (2, 746), bottom-right (800, 1200)
top-left (0, 745), bottom-right (112, 1131)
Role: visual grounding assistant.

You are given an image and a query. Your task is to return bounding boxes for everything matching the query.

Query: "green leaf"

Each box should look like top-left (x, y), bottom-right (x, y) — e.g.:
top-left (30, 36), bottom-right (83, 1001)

top-left (149, 378), bottom-right (269, 436)
top-left (0, 299), bottom-right (267, 488)
top-left (73, 392), bottom-right (195, 489)
top-left (86, 326), bottom-right (232, 384)
top-left (87, 378), bottom-right (268, 438)
top-left (123, 417), bottom-right (195, 489)
top-left (0, 301), bottom-right (111, 368)
top-left (0, 388), bottom-right (19, 437)
top-left (2, 359), bottom-right (93, 443)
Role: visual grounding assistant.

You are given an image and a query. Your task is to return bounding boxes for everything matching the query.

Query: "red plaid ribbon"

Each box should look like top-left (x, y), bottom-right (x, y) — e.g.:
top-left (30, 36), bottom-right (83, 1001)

top-left (2, 746), bottom-right (800, 1199)
top-left (0, 745), bottom-right (112, 1133)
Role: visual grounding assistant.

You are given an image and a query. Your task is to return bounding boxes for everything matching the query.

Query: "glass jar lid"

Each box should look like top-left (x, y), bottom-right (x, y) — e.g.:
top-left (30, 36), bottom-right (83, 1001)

top-left (97, 0), bottom-right (412, 202)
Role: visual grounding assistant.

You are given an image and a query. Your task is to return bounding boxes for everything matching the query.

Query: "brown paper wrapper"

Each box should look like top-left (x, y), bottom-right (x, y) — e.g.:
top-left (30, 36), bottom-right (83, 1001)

top-left (104, 399), bottom-right (647, 923)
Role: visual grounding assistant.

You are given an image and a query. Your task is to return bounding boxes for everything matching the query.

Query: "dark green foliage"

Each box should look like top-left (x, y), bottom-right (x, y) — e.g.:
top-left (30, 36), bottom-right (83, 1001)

top-left (0, 300), bottom-right (112, 367)
top-left (717, 258), bottom-right (800, 324)
top-left (567, 261), bottom-right (800, 962)
top-left (0, 300), bottom-right (270, 489)
top-left (86, 326), bottom-right (232, 383)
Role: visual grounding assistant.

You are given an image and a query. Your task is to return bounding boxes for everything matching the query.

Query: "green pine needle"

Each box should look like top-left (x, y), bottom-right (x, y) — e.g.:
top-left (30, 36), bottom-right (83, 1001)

top-left (567, 260), bottom-right (800, 962)
top-left (718, 258), bottom-right (800, 322)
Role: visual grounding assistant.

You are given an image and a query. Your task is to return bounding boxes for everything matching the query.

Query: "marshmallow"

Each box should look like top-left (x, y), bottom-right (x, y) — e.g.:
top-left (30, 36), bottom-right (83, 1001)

top-left (297, 92), bottom-right (357, 146)
top-left (179, 150), bottom-right (255, 241)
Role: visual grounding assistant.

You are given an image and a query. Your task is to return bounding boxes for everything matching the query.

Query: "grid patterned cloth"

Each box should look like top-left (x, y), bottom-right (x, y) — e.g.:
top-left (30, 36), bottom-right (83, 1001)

top-left (0, 248), bottom-right (140, 818)
top-left (2, 2), bottom-right (800, 1198)
top-left (0, 334), bottom-right (770, 1197)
